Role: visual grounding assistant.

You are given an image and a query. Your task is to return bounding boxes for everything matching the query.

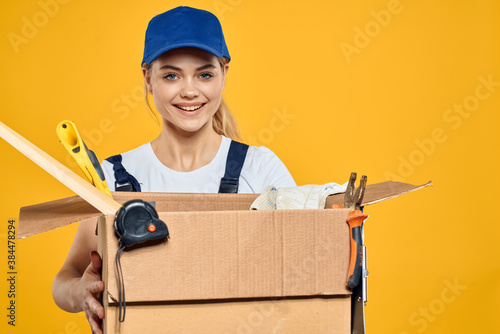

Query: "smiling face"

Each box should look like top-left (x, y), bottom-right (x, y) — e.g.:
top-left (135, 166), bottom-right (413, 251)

top-left (143, 47), bottom-right (229, 135)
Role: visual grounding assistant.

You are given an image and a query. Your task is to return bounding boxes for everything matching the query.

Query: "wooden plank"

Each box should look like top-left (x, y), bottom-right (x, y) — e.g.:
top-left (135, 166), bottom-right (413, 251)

top-left (0, 121), bottom-right (121, 215)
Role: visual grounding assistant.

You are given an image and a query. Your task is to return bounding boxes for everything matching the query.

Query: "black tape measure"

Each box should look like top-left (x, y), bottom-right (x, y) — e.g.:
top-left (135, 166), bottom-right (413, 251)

top-left (114, 199), bottom-right (169, 322)
top-left (115, 199), bottom-right (169, 247)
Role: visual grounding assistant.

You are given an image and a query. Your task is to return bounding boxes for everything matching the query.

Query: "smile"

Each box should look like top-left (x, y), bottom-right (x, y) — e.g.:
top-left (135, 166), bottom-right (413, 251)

top-left (175, 104), bottom-right (205, 111)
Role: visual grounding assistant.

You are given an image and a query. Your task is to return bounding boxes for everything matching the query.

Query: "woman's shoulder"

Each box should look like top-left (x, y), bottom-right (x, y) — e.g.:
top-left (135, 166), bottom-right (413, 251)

top-left (247, 143), bottom-right (275, 154)
top-left (104, 143), bottom-right (153, 163)
top-left (223, 138), bottom-right (281, 168)
top-left (243, 141), bottom-right (285, 164)
top-left (118, 142), bottom-right (153, 159)
top-left (102, 143), bottom-right (154, 169)
top-left (239, 141), bottom-right (297, 189)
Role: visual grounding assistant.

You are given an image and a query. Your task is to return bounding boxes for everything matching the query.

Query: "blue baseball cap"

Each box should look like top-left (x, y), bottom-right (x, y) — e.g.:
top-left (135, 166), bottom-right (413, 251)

top-left (141, 6), bottom-right (230, 65)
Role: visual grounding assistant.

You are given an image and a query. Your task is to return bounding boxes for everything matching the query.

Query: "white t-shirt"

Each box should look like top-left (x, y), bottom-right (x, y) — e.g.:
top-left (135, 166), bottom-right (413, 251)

top-left (101, 136), bottom-right (296, 194)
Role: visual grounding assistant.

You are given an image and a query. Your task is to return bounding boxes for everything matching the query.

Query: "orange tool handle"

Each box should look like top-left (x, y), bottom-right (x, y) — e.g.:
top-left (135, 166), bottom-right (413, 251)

top-left (346, 210), bottom-right (368, 289)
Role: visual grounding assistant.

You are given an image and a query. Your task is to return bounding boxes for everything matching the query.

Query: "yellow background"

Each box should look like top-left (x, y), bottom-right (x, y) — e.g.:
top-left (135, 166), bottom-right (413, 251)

top-left (1, 0), bottom-right (499, 333)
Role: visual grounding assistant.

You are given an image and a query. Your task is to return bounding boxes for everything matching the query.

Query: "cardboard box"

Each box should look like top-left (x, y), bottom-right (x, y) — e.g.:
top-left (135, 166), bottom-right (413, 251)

top-left (18, 181), bottom-right (431, 333)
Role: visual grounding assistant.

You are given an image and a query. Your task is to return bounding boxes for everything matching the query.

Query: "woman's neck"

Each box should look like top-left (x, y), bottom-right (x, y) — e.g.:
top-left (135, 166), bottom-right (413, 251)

top-left (150, 121), bottom-right (222, 172)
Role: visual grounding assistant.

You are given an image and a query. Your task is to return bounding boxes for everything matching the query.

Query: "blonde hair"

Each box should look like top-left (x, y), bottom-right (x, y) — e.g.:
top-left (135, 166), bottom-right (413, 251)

top-left (142, 56), bottom-right (240, 140)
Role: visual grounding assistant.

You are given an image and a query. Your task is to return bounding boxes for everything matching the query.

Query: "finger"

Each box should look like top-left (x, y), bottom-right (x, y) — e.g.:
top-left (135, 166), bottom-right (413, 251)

top-left (88, 280), bottom-right (105, 294)
top-left (84, 310), bottom-right (99, 334)
top-left (89, 251), bottom-right (102, 272)
top-left (88, 312), bottom-right (103, 334)
top-left (87, 295), bottom-right (105, 319)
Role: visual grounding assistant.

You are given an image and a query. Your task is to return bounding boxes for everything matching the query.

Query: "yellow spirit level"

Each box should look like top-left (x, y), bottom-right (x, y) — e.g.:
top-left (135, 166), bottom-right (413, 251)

top-left (56, 120), bottom-right (112, 198)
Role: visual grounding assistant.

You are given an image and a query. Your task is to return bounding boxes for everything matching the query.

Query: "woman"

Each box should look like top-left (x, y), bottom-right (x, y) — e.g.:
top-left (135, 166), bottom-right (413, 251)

top-left (102, 6), bottom-right (295, 194)
top-left (52, 6), bottom-right (295, 334)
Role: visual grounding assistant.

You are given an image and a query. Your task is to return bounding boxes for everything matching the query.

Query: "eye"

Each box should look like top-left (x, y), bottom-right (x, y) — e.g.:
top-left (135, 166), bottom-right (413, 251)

top-left (163, 73), bottom-right (178, 81)
top-left (199, 72), bottom-right (214, 80)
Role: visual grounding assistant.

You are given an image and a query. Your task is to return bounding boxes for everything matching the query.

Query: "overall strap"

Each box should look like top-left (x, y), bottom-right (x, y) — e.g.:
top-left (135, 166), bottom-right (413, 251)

top-left (105, 155), bottom-right (141, 192)
top-left (219, 140), bottom-right (249, 193)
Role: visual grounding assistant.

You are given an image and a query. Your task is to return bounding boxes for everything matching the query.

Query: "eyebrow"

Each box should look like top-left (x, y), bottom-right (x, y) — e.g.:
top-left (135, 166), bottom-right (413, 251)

top-left (159, 64), bottom-right (216, 71)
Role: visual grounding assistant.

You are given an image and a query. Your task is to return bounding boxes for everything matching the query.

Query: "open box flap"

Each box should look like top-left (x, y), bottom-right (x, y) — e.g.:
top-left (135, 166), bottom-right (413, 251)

top-left (325, 180), bottom-right (433, 207)
top-left (17, 192), bottom-right (260, 239)
top-left (18, 180), bottom-right (432, 239)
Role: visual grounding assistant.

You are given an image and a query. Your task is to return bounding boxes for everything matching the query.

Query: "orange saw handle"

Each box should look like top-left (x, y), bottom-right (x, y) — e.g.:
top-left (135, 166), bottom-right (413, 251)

top-left (346, 209), bottom-right (368, 289)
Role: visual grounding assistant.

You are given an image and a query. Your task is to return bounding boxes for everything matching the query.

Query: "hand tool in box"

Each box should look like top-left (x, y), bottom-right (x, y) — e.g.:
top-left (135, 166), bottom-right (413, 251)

top-left (333, 172), bottom-right (368, 289)
top-left (56, 120), bottom-right (112, 197)
top-left (114, 199), bottom-right (170, 322)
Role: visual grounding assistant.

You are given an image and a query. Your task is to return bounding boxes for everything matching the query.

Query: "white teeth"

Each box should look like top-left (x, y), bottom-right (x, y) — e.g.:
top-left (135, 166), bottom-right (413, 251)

top-left (177, 105), bottom-right (203, 111)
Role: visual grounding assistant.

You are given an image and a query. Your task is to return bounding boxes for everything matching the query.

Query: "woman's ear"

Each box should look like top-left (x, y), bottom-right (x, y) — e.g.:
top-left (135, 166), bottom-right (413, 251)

top-left (222, 63), bottom-right (229, 90)
top-left (142, 67), bottom-right (153, 94)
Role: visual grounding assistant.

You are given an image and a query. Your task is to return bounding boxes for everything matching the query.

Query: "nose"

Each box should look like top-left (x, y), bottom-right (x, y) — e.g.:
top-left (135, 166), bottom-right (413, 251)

top-left (180, 78), bottom-right (199, 99)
